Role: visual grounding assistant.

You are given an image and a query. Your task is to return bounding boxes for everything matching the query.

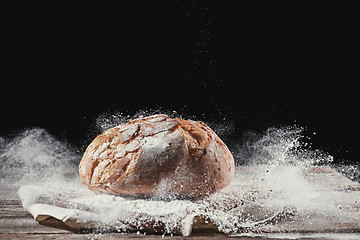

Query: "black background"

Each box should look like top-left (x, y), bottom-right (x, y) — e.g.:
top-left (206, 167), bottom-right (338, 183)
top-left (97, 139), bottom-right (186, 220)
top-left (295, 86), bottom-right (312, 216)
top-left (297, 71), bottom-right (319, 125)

top-left (3, 1), bottom-right (359, 164)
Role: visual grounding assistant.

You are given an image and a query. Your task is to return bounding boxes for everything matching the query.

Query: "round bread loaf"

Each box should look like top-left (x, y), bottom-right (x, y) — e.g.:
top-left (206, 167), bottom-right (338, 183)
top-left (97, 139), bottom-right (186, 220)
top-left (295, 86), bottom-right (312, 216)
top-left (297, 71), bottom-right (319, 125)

top-left (79, 114), bottom-right (234, 198)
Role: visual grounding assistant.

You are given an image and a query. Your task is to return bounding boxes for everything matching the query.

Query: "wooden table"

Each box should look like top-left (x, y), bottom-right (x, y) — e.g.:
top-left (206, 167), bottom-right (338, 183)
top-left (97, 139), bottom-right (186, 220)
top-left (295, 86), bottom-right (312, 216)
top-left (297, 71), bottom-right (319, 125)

top-left (0, 188), bottom-right (225, 239)
top-left (1, 166), bottom-right (360, 239)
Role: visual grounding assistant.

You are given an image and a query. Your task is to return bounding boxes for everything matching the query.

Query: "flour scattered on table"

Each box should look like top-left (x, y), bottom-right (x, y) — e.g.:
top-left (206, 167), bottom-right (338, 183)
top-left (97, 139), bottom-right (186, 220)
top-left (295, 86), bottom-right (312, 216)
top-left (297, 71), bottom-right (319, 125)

top-left (1, 122), bottom-right (359, 236)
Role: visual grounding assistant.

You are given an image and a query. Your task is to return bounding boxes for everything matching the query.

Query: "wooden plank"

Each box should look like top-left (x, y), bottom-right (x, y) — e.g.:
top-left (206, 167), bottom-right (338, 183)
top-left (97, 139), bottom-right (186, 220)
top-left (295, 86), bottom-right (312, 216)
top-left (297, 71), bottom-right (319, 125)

top-left (0, 188), bottom-right (229, 238)
top-left (1, 232), bottom-right (360, 240)
top-left (0, 188), bottom-right (70, 235)
top-left (1, 166), bottom-right (360, 239)
top-left (0, 232), bottom-right (229, 240)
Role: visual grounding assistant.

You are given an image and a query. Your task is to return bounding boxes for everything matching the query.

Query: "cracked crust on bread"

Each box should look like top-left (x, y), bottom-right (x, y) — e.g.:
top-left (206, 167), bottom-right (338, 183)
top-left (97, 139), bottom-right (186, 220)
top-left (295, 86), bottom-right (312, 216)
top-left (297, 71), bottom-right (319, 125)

top-left (79, 114), bottom-right (235, 198)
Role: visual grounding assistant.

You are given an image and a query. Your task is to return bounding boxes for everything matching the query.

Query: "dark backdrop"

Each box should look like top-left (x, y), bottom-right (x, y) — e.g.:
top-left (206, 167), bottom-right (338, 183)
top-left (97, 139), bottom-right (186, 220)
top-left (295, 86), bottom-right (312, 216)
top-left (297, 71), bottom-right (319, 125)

top-left (3, 1), bottom-right (359, 164)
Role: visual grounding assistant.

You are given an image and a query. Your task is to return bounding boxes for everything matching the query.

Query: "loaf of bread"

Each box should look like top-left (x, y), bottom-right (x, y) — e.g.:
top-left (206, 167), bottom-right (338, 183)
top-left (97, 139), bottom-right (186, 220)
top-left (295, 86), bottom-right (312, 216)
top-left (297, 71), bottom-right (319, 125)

top-left (79, 114), bottom-right (234, 198)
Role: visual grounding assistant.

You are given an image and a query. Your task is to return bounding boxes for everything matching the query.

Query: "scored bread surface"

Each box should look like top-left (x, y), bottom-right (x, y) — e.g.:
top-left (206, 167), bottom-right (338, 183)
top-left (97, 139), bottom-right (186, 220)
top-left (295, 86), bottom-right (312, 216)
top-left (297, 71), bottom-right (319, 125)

top-left (79, 114), bottom-right (235, 198)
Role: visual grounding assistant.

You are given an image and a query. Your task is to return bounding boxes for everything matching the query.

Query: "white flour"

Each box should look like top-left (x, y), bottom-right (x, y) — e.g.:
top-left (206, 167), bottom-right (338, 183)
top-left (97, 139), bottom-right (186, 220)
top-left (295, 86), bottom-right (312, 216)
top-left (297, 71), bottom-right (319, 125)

top-left (1, 124), bottom-right (360, 236)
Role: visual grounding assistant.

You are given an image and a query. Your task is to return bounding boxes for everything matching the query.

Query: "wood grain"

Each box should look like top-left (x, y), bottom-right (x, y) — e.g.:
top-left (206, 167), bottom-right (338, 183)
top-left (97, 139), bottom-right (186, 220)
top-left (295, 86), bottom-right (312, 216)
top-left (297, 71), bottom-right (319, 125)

top-left (1, 166), bottom-right (360, 239)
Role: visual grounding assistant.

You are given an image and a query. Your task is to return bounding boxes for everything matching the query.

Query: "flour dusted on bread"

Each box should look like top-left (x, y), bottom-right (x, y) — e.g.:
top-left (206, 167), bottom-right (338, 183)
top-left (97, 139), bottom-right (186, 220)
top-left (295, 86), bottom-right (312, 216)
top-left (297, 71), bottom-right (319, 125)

top-left (79, 114), bottom-right (235, 198)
